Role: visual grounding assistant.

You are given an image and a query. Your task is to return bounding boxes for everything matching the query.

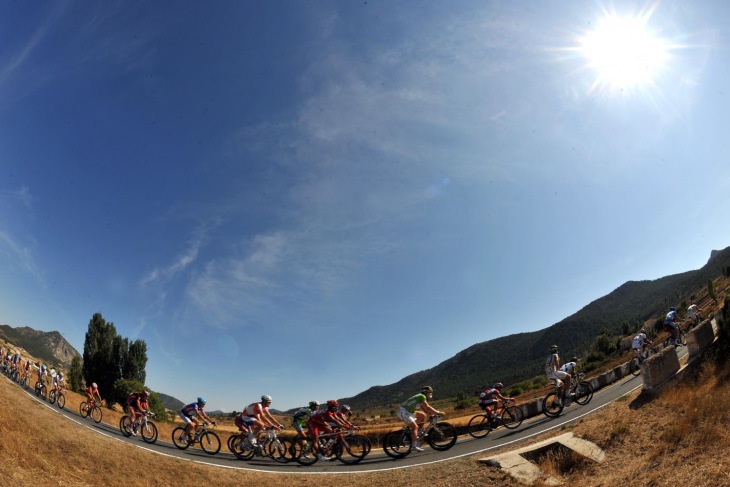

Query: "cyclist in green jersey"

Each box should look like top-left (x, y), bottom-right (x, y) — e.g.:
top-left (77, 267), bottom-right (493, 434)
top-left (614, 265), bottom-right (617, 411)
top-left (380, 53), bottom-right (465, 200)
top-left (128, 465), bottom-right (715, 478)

top-left (396, 386), bottom-right (444, 452)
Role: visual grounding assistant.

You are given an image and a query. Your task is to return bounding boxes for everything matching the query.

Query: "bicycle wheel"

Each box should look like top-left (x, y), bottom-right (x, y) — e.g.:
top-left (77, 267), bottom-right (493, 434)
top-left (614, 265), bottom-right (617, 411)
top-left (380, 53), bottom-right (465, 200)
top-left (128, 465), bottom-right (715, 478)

top-left (142, 422), bottom-right (158, 444)
top-left (269, 437), bottom-right (292, 463)
top-left (57, 393), bottom-right (66, 409)
top-left (629, 356), bottom-right (641, 376)
top-left (353, 434), bottom-right (372, 457)
top-left (91, 405), bottom-right (103, 423)
top-left (230, 434), bottom-right (255, 460)
top-left (542, 392), bottom-right (564, 417)
top-left (294, 438), bottom-right (318, 465)
top-left (427, 422), bottom-right (457, 451)
top-left (40, 385), bottom-right (48, 400)
top-left (200, 431), bottom-right (221, 454)
top-left (678, 330), bottom-right (687, 346)
top-left (383, 430), bottom-right (411, 459)
top-left (574, 381), bottom-right (594, 405)
top-left (172, 427), bottom-right (191, 450)
top-left (79, 402), bottom-right (89, 418)
top-left (467, 414), bottom-right (491, 439)
top-left (120, 416), bottom-right (133, 437)
top-left (501, 406), bottom-right (524, 429)
top-left (335, 435), bottom-right (367, 465)
top-left (48, 390), bottom-right (57, 404)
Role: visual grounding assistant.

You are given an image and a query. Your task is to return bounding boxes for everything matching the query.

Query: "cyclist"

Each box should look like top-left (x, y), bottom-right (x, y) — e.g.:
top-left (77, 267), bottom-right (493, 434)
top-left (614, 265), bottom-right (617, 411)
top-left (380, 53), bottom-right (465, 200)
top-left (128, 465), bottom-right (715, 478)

top-left (23, 359), bottom-right (32, 383)
top-left (241, 395), bottom-right (283, 445)
top-left (397, 386), bottom-right (444, 452)
top-left (84, 382), bottom-right (102, 410)
top-left (126, 390), bottom-right (151, 435)
top-left (560, 357), bottom-right (579, 375)
top-left (292, 401), bottom-right (319, 439)
top-left (478, 383), bottom-right (514, 422)
top-left (632, 329), bottom-right (653, 360)
top-left (305, 399), bottom-right (352, 461)
top-left (37, 363), bottom-right (48, 388)
top-left (663, 306), bottom-right (681, 345)
top-left (687, 303), bottom-right (701, 328)
top-left (52, 372), bottom-right (66, 395)
top-left (545, 345), bottom-right (572, 406)
top-left (180, 397), bottom-right (216, 444)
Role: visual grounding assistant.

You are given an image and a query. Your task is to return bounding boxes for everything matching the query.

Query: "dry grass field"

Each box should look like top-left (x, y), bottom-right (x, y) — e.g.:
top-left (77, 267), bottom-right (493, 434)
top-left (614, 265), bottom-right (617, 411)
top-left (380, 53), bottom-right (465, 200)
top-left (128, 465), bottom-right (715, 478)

top-left (3, 353), bottom-right (730, 487)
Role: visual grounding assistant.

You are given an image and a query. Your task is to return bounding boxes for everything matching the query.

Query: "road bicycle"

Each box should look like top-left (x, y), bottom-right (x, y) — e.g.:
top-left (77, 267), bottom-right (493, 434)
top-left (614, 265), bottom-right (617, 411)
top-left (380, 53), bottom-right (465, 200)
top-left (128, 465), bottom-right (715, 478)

top-left (382, 415), bottom-right (457, 459)
top-left (35, 378), bottom-right (48, 400)
top-left (48, 387), bottom-right (66, 409)
top-left (80, 398), bottom-right (103, 423)
top-left (293, 428), bottom-right (369, 465)
top-left (663, 323), bottom-right (687, 348)
top-left (629, 345), bottom-right (656, 376)
top-left (120, 410), bottom-right (159, 444)
top-left (467, 399), bottom-right (524, 439)
top-left (542, 371), bottom-right (593, 418)
top-left (229, 426), bottom-right (291, 463)
top-left (172, 422), bottom-right (221, 454)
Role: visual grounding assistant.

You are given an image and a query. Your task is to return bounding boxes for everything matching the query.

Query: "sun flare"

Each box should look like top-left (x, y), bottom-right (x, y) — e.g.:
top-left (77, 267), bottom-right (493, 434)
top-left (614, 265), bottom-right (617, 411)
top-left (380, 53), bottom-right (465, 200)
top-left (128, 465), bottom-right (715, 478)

top-left (579, 13), bottom-right (670, 92)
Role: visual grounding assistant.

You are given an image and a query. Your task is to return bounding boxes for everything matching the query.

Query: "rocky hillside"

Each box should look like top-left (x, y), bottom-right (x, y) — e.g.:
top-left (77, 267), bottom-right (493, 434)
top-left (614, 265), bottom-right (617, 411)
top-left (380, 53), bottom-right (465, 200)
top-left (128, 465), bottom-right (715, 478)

top-left (0, 325), bottom-right (80, 369)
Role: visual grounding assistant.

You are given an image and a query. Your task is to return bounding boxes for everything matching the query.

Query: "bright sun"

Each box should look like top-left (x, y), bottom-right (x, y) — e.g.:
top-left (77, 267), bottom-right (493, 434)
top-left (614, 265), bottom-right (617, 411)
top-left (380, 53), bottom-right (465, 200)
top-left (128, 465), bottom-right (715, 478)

top-left (579, 12), bottom-right (670, 92)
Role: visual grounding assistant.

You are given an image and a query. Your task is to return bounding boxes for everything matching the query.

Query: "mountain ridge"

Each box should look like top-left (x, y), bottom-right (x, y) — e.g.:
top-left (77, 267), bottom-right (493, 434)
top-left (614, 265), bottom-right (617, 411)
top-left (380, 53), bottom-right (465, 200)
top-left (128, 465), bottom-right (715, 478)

top-left (338, 246), bottom-right (730, 409)
top-left (0, 325), bottom-right (80, 369)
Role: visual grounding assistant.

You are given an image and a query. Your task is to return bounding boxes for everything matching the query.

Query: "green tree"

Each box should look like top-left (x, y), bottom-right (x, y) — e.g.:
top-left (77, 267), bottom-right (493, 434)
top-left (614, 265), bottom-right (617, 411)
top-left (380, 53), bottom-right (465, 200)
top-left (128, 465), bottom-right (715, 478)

top-left (708, 278), bottom-right (718, 305)
top-left (82, 313), bottom-right (120, 397)
top-left (124, 340), bottom-right (148, 384)
top-left (68, 355), bottom-right (83, 392)
top-left (82, 312), bottom-right (149, 402)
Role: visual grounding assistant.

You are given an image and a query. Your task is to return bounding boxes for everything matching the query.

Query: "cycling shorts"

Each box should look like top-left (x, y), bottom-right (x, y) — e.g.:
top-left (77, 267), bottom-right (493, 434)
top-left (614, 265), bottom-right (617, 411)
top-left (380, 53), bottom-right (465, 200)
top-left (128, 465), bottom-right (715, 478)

top-left (397, 406), bottom-right (417, 424)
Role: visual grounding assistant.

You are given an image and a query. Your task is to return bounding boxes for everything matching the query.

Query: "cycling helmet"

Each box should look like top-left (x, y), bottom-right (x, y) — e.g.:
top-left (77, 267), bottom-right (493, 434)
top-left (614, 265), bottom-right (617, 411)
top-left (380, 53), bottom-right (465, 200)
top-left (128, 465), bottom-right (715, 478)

top-left (197, 397), bottom-right (206, 405)
top-left (421, 385), bottom-right (433, 394)
top-left (340, 404), bottom-right (351, 413)
top-left (550, 345), bottom-right (558, 352)
top-left (326, 399), bottom-right (339, 409)
top-left (640, 328), bottom-right (646, 333)
top-left (308, 400), bottom-right (320, 409)
top-left (493, 382), bottom-right (504, 390)
top-left (91, 382), bottom-right (97, 388)
top-left (58, 372), bottom-right (64, 378)
top-left (570, 357), bottom-right (577, 363)
top-left (670, 306), bottom-right (676, 311)
top-left (261, 394), bottom-right (272, 403)
top-left (144, 389), bottom-right (151, 396)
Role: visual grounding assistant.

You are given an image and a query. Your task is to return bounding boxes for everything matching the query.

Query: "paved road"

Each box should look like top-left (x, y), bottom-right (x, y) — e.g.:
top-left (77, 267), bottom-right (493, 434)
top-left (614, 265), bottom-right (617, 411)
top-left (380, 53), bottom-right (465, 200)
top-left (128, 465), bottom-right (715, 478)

top-left (5, 359), bottom-right (668, 475)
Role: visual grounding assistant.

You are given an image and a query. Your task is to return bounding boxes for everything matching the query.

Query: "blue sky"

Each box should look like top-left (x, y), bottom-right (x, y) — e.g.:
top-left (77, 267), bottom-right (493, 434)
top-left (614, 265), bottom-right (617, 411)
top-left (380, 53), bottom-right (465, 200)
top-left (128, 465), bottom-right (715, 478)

top-left (2, 1), bottom-right (729, 411)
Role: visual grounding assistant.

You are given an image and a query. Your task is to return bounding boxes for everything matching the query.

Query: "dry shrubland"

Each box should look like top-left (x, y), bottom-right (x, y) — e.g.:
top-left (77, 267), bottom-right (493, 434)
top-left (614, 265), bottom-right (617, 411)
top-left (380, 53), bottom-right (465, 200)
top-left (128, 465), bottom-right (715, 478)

top-left (3, 355), bottom-right (730, 486)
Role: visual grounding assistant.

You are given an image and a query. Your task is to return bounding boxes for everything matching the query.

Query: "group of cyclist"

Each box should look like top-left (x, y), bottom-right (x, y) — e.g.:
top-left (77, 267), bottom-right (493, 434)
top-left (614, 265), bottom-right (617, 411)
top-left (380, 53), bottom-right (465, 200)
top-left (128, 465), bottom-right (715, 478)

top-left (7, 302), bottom-right (703, 459)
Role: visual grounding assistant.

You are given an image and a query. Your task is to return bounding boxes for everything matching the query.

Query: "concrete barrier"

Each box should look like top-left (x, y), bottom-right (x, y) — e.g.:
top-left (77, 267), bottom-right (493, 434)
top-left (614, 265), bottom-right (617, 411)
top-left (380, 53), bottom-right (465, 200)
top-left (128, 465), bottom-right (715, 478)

top-left (688, 320), bottom-right (715, 359)
top-left (641, 345), bottom-right (680, 395)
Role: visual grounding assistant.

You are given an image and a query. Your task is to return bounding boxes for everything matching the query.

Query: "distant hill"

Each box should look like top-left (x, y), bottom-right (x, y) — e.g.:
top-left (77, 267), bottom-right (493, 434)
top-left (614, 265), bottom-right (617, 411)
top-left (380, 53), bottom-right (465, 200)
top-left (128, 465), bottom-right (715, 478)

top-left (156, 392), bottom-right (185, 411)
top-left (340, 246), bottom-right (730, 410)
top-left (0, 325), bottom-right (80, 369)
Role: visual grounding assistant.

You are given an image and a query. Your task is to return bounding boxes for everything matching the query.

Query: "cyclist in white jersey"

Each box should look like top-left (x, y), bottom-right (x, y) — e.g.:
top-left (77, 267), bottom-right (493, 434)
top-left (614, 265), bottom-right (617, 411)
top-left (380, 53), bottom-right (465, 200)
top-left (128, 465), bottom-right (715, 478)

top-left (545, 345), bottom-right (572, 406)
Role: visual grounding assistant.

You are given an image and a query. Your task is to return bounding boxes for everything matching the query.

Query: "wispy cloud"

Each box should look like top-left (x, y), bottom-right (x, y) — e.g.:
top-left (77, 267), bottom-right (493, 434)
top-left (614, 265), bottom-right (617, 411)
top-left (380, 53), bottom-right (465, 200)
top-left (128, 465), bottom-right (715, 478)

top-left (0, 231), bottom-right (44, 284)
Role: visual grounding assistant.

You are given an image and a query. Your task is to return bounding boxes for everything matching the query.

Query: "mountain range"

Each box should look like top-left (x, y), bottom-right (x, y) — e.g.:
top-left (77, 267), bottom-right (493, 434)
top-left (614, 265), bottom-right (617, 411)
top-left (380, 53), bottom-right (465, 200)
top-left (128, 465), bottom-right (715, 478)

top-left (0, 325), bottom-right (80, 369)
top-left (338, 245), bottom-right (730, 410)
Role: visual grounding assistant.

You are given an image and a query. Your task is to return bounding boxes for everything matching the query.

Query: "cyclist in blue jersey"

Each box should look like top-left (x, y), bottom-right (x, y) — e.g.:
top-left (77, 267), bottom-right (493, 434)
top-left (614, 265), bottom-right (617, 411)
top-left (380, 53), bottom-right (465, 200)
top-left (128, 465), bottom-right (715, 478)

top-left (180, 397), bottom-right (216, 444)
top-left (663, 306), bottom-right (681, 345)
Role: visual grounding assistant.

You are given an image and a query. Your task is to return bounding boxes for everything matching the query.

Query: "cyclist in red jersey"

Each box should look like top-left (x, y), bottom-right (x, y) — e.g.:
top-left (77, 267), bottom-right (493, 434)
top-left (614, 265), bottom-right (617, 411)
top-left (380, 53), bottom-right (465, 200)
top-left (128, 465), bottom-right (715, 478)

top-left (126, 390), bottom-right (151, 435)
top-left (306, 400), bottom-right (352, 461)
